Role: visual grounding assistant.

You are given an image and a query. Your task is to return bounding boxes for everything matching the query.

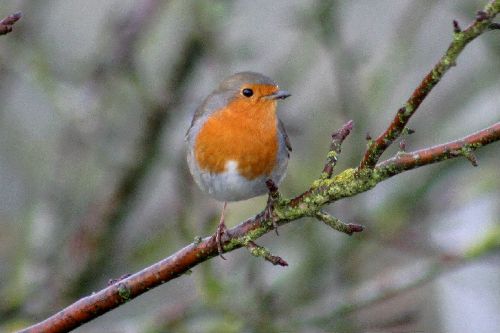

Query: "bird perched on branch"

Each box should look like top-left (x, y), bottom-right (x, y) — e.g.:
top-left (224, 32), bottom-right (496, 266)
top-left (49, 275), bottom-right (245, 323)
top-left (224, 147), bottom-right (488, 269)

top-left (186, 72), bottom-right (292, 257)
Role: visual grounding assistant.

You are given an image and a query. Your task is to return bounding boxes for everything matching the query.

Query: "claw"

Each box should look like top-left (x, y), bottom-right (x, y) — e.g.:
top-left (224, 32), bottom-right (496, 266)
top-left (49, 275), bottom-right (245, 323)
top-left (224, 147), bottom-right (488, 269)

top-left (216, 221), bottom-right (227, 259)
top-left (216, 202), bottom-right (228, 259)
top-left (264, 199), bottom-right (279, 235)
top-left (265, 179), bottom-right (279, 235)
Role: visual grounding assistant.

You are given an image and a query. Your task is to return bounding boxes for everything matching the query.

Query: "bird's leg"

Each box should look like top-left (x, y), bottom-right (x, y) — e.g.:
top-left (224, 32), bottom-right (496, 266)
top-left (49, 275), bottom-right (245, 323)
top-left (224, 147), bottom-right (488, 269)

top-left (216, 201), bottom-right (228, 259)
top-left (265, 179), bottom-right (280, 235)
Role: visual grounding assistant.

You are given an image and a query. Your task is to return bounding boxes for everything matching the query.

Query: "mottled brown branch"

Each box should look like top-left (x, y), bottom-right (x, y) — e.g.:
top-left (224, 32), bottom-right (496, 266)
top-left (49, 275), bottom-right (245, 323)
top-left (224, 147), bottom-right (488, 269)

top-left (359, 0), bottom-right (500, 169)
top-left (18, 2), bottom-right (500, 333)
top-left (0, 12), bottom-right (21, 36)
top-left (375, 122), bottom-right (500, 176)
top-left (322, 120), bottom-right (354, 178)
top-left (20, 119), bottom-right (499, 333)
top-left (19, 210), bottom-right (271, 333)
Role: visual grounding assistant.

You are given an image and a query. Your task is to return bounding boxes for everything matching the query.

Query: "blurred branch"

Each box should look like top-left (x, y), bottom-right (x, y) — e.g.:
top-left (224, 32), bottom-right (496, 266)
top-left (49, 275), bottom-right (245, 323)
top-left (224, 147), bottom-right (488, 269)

top-left (307, 225), bottom-right (500, 327)
top-left (305, 255), bottom-right (463, 327)
top-left (19, 119), bottom-right (499, 333)
top-left (65, 2), bottom-right (208, 296)
top-left (359, 0), bottom-right (500, 169)
top-left (112, 0), bottom-right (163, 67)
top-left (0, 12), bottom-right (21, 36)
top-left (18, 1), bottom-right (500, 332)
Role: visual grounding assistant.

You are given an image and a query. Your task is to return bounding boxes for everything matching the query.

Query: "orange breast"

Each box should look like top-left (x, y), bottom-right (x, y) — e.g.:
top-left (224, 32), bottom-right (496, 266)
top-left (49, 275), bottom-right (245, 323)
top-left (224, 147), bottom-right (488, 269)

top-left (194, 98), bottom-right (279, 180)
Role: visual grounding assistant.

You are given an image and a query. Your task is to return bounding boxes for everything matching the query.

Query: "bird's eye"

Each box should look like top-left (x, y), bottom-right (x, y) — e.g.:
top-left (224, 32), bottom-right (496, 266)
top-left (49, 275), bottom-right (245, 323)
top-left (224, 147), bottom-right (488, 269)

top-left (242, 88), bottom-right (253, 97)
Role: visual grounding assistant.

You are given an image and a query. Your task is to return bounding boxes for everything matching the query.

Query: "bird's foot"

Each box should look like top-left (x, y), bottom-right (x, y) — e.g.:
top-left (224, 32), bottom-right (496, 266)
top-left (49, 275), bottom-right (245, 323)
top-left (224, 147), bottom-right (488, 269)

top-left (265, 179), bottom-right (280, 235)
top-left (216, 220), bottom-right (227, 259)
top-left (216, 202), bottom-right (228, 259)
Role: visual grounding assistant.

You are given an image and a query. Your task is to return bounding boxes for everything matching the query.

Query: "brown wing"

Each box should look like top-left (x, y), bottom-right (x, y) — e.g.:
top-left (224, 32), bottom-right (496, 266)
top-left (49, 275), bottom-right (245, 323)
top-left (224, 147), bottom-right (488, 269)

top-left (278, 118), bottom-right (292, 153)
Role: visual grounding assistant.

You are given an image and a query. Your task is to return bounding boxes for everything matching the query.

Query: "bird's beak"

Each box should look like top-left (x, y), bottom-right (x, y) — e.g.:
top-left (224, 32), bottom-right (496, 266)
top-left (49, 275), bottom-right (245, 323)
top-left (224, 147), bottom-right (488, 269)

top-left (267, 90), bottom-right (291, 100)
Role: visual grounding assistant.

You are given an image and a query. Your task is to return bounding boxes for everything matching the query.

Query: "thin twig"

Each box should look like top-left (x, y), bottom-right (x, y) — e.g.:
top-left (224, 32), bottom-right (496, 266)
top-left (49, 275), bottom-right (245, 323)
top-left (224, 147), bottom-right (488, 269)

top-left (0, 12), bottom-right (21, 36)
top-left (322, 120), bottom-right (354, 178)
top-left (359, 0), bottom-right (500, 169)
top-left (246, 241), bottom-right (288, 266)
top-left (376, 122), bottom-right (500, 176)
top-left (315, 210), bottom-right (363, 235)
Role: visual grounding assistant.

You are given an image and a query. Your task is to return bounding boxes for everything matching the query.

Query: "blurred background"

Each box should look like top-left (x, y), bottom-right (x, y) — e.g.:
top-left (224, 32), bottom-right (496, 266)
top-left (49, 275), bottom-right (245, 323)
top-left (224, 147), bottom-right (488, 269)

top-left (0, 0), bottom-right (499, 332)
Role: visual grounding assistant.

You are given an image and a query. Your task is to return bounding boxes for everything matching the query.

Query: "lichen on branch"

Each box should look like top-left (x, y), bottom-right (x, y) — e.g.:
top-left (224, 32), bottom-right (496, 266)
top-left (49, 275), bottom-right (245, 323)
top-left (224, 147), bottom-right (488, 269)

top-left (359, 0), bottom-right (500, 169)
top-left (18, 1), bottom-right (500, 332)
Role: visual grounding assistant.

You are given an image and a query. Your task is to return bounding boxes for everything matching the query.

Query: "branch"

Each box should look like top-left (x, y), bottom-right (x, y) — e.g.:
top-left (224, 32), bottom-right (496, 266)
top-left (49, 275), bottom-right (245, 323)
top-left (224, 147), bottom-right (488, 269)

top-left (305, 225), bottom-right (500, 327)
top-left (19, 119), bottom-right (500, 333)
top-left (18, 2), bottom-right (500, 332)
top-left (376, 122), bottom-right (500, 177)
top-left (0, 12), bottom-right (21, 36)
top-left (304, 255), bottom-right (463, 327)
top-left (246, 241), bottom-right (289, 266)
top-left (315, 210), bottom-right (363, 235)
top-left (321, 120), bottom-right (354, 178)
top-left (111, 0), bottom-right (163, 67)
top-left (359, 0), bottom-right (500, 169)
top-left (64, 4), bottom-right (208, 295)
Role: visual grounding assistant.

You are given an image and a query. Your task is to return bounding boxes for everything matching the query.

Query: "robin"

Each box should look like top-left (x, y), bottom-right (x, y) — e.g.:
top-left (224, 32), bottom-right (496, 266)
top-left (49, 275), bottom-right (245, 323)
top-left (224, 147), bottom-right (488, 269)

top-left (186, 72), bottom-right (292, 257)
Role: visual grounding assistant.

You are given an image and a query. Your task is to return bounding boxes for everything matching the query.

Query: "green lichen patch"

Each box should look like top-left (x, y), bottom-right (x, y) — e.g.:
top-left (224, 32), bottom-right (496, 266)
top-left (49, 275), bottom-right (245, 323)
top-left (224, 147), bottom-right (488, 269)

top-left (117, 283), bottom-right (131, 301)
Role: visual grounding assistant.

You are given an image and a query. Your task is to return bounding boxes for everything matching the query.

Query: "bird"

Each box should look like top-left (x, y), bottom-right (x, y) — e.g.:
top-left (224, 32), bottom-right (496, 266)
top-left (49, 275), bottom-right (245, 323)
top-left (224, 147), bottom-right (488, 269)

top-left (186, 71), bottom-right (292, 258)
